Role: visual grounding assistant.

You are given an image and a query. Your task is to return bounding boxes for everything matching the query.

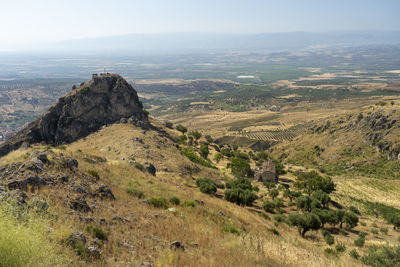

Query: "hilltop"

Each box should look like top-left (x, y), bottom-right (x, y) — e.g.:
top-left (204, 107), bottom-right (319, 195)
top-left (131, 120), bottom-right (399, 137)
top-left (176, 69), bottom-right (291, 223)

top-left (0, 73), bottom-right (148, 157)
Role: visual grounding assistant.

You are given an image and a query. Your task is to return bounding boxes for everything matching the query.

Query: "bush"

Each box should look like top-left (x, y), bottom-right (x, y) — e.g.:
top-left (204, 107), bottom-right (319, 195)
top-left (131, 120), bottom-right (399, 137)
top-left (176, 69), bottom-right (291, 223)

top-left (196, 178), bottom-right (217, 195)
top-left (324, 247), bottom-right (335, 255)
top-left (181, 147), bottom-right (216, 169)
top-left (263, 200), bottom-right (275, 213)
top-left (213, 152), bottom-right (224, 163)
top-left (222, 224), bottom-right (240, 235)
top-left (274, 215), bottom-right (286, 224)
top-left (205, 135), bottom-right (213, 143)
top-left (182, 201), bottom-right (195, 207)
top-left (349, 249), bottom-right (360, 260)
top-left (371, 228), bottom-right (379, 235)
top-left (268, 228), bottom-right (280, 235)
top-left (274, 198), bottom-right (284, 211)
top-left (380, 227), bottom-right (388, 235)
top-left (312, 190), bottom-right (331, 208)
top-left (354, 236), bottom-right (365, 247)
top-left (176, 124), bottom-right (187, 134)
top-left (164, 121), bottom-right (173, 129)
top-left (227, 157), bottom-right (252, 178)
top-left (263, 182), bottom-right (276, 190)
top-left (343, 212), bottom-right (359, 229)
top-left (199, 144), bottom-right (209, 159)
top-left (313, 209), bottom-right (338, 227)
top-left (361, 245), bottom-right (400, 267)
top-left (335, 244), bottom-right (346, 253)
top-left (269, 188), bottom-right (279, 200)
top-left (321, 229), bottom-right (330, 237)
top-left (86, 225), bottom-right (108, 240)
top-left (134, 162), bottom-right (145, 171)
top-left (288, 213), bottom-right (321, 237)
top-left (349, 206), bottom-right (361, 215)
top-left (169, 197), bottom-right (180, 205)
top-left (148, 197), bottom-right (168, 209)
top-left (87, 169), bottom-right (100, 179)
top-left (325, 234), bottom-right (335, 245)
top-left (294, 171), bottom-right (335, 195)
top-left (126, 188), bottom-right (145, 199)
top-left (189, 130), bottom-right (202, 142)
top-left (224, 188), bottom-right (257, 206)
top-left (358, 231), bottom-right (367, 238)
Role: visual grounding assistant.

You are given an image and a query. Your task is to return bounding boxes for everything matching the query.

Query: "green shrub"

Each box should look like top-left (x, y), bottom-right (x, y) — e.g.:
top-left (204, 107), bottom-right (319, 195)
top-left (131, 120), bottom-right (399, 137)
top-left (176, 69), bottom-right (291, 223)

top-left (73, 241), bottom-right (89, 259)
top-left (358, 231), bottom-right (367, 238)
top-left (199, 144), bottom-right (209, 159)
top-left (288, 213), bottom-right (321, 237)
top-left (134, 162), bottom-right (145, 171)
top-left (227, 157), bottom-right (252, 178)
top-left (343, 212), bottom-right (359, 229)
top-left (182, 147), bottom-right (216, 169)
top-left (182, 201), bottom-right (195, 207)
top-left (264, 182), bottom-right (276, 190)
top-left (224, 188), bottom-right (257, 206)
top-left (380, 227), bottom-right (388, 235)
top-left (126, 188), bottom-right (145, 199)
top-left (164, 121), bottom-right (173, 129)
top-left (213, 152), bottom-right (224, 163)
top-left (87, 169), bottom-right (100, 179)
top-left (324, 247), bottom-right (335, 255)
top-left (273, 198), bottom-right (284, 211)
top-left (325, 234), bottom-right (335, 245)
top-left (85, 225), bottom-right (108, 240)
top-left (196, 178), bottom-right (217, 195)
top-left (354, 236), bottom-right (365, 247)
top-left (268, 188), bottom-right (279, 200)
top-left (321, 229), bottom-right (330, 237)
top-left (222, 224), bottom-right (240, 235)
top-left (274, 215), bottom-right (286, 224)
top-left (294, 171), bottom-right (335, 195)
top-left (268, 228), bottom-right (280, 235)
top-left (169, 197), bottom-right (180, 205)
top-left (371, 228), bottom-right (379, 235)
top-left (361, 245), bottom-right (400, 267)
top-left (335, 244), bottom-right (346, 253)
top-left (205, 135), bottom-right (213, 143)
top-left (360, 221), bottom-right (367, 226)
top-left (176, 124), bottom-right (187, 134)
top-left (148, 197), bottom-right (168, 209)
top-left (349, 249), bottom-right (360, 260)
top-left (349, 206), bottom-right (361, 215)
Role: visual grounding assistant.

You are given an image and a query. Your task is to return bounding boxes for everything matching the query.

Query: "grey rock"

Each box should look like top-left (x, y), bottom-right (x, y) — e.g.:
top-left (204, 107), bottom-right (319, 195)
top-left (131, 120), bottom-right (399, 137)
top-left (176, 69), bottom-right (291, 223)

top-left (70, 197), bottom-right (91, 212)
top-left (0, 74), bottom-right (149, 157)
top-left (95, 185), bottom-right (115, 200)
top-left (87, 246), bottom-right (102, 259)
top-left (66, 232), bottom-right (87, 247)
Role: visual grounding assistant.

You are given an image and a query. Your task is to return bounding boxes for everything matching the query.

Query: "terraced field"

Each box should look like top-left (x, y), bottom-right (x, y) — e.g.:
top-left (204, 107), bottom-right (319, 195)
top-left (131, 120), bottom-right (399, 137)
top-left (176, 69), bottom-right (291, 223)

top-left (236, 124), bottom-right (307, 142)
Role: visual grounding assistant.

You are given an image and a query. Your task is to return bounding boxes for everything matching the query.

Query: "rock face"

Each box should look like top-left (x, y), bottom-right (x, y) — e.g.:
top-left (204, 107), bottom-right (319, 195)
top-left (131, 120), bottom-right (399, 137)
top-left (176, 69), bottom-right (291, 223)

top-left (0, 73), bottom-right (148, 157)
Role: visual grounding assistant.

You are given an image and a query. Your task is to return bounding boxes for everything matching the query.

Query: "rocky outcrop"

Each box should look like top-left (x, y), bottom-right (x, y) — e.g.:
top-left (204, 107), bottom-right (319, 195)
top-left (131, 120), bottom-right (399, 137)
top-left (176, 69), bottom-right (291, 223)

top-left (0, 73), bottom-right (148, 157)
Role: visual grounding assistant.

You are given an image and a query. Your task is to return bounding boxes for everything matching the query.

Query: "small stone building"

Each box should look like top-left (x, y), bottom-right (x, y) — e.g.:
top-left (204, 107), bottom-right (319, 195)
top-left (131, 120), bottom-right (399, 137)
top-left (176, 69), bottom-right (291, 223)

top-left (254, 159), bottom-right (277, 183)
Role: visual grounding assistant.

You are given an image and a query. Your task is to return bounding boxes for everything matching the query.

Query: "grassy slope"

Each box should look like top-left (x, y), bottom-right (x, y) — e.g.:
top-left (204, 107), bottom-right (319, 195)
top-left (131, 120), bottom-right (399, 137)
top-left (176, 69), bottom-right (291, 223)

top-left (0, 122), bottom-right (364, 267)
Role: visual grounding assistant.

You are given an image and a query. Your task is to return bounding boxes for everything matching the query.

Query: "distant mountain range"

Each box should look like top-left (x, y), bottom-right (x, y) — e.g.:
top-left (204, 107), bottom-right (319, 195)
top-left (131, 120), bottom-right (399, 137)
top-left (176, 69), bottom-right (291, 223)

top-left (10, 31), bottom-right (400, 54)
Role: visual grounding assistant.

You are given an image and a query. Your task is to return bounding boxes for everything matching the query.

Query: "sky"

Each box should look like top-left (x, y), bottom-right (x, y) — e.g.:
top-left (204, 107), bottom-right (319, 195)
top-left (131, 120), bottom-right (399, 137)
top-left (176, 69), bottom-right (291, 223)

top-left (0, 0), bottom-right (399, 47)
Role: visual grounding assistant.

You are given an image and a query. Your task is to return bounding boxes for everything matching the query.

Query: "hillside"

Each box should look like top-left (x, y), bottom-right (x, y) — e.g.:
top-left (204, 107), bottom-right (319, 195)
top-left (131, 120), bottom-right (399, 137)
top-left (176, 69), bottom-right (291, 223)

top-left (1, 74), bottom-right (400, 267)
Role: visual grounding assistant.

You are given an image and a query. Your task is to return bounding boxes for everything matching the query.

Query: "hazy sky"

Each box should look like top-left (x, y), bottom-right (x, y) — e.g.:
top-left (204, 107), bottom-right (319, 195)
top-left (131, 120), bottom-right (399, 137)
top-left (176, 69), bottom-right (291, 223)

top-left (1, 0), bottom-right (399, 46)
